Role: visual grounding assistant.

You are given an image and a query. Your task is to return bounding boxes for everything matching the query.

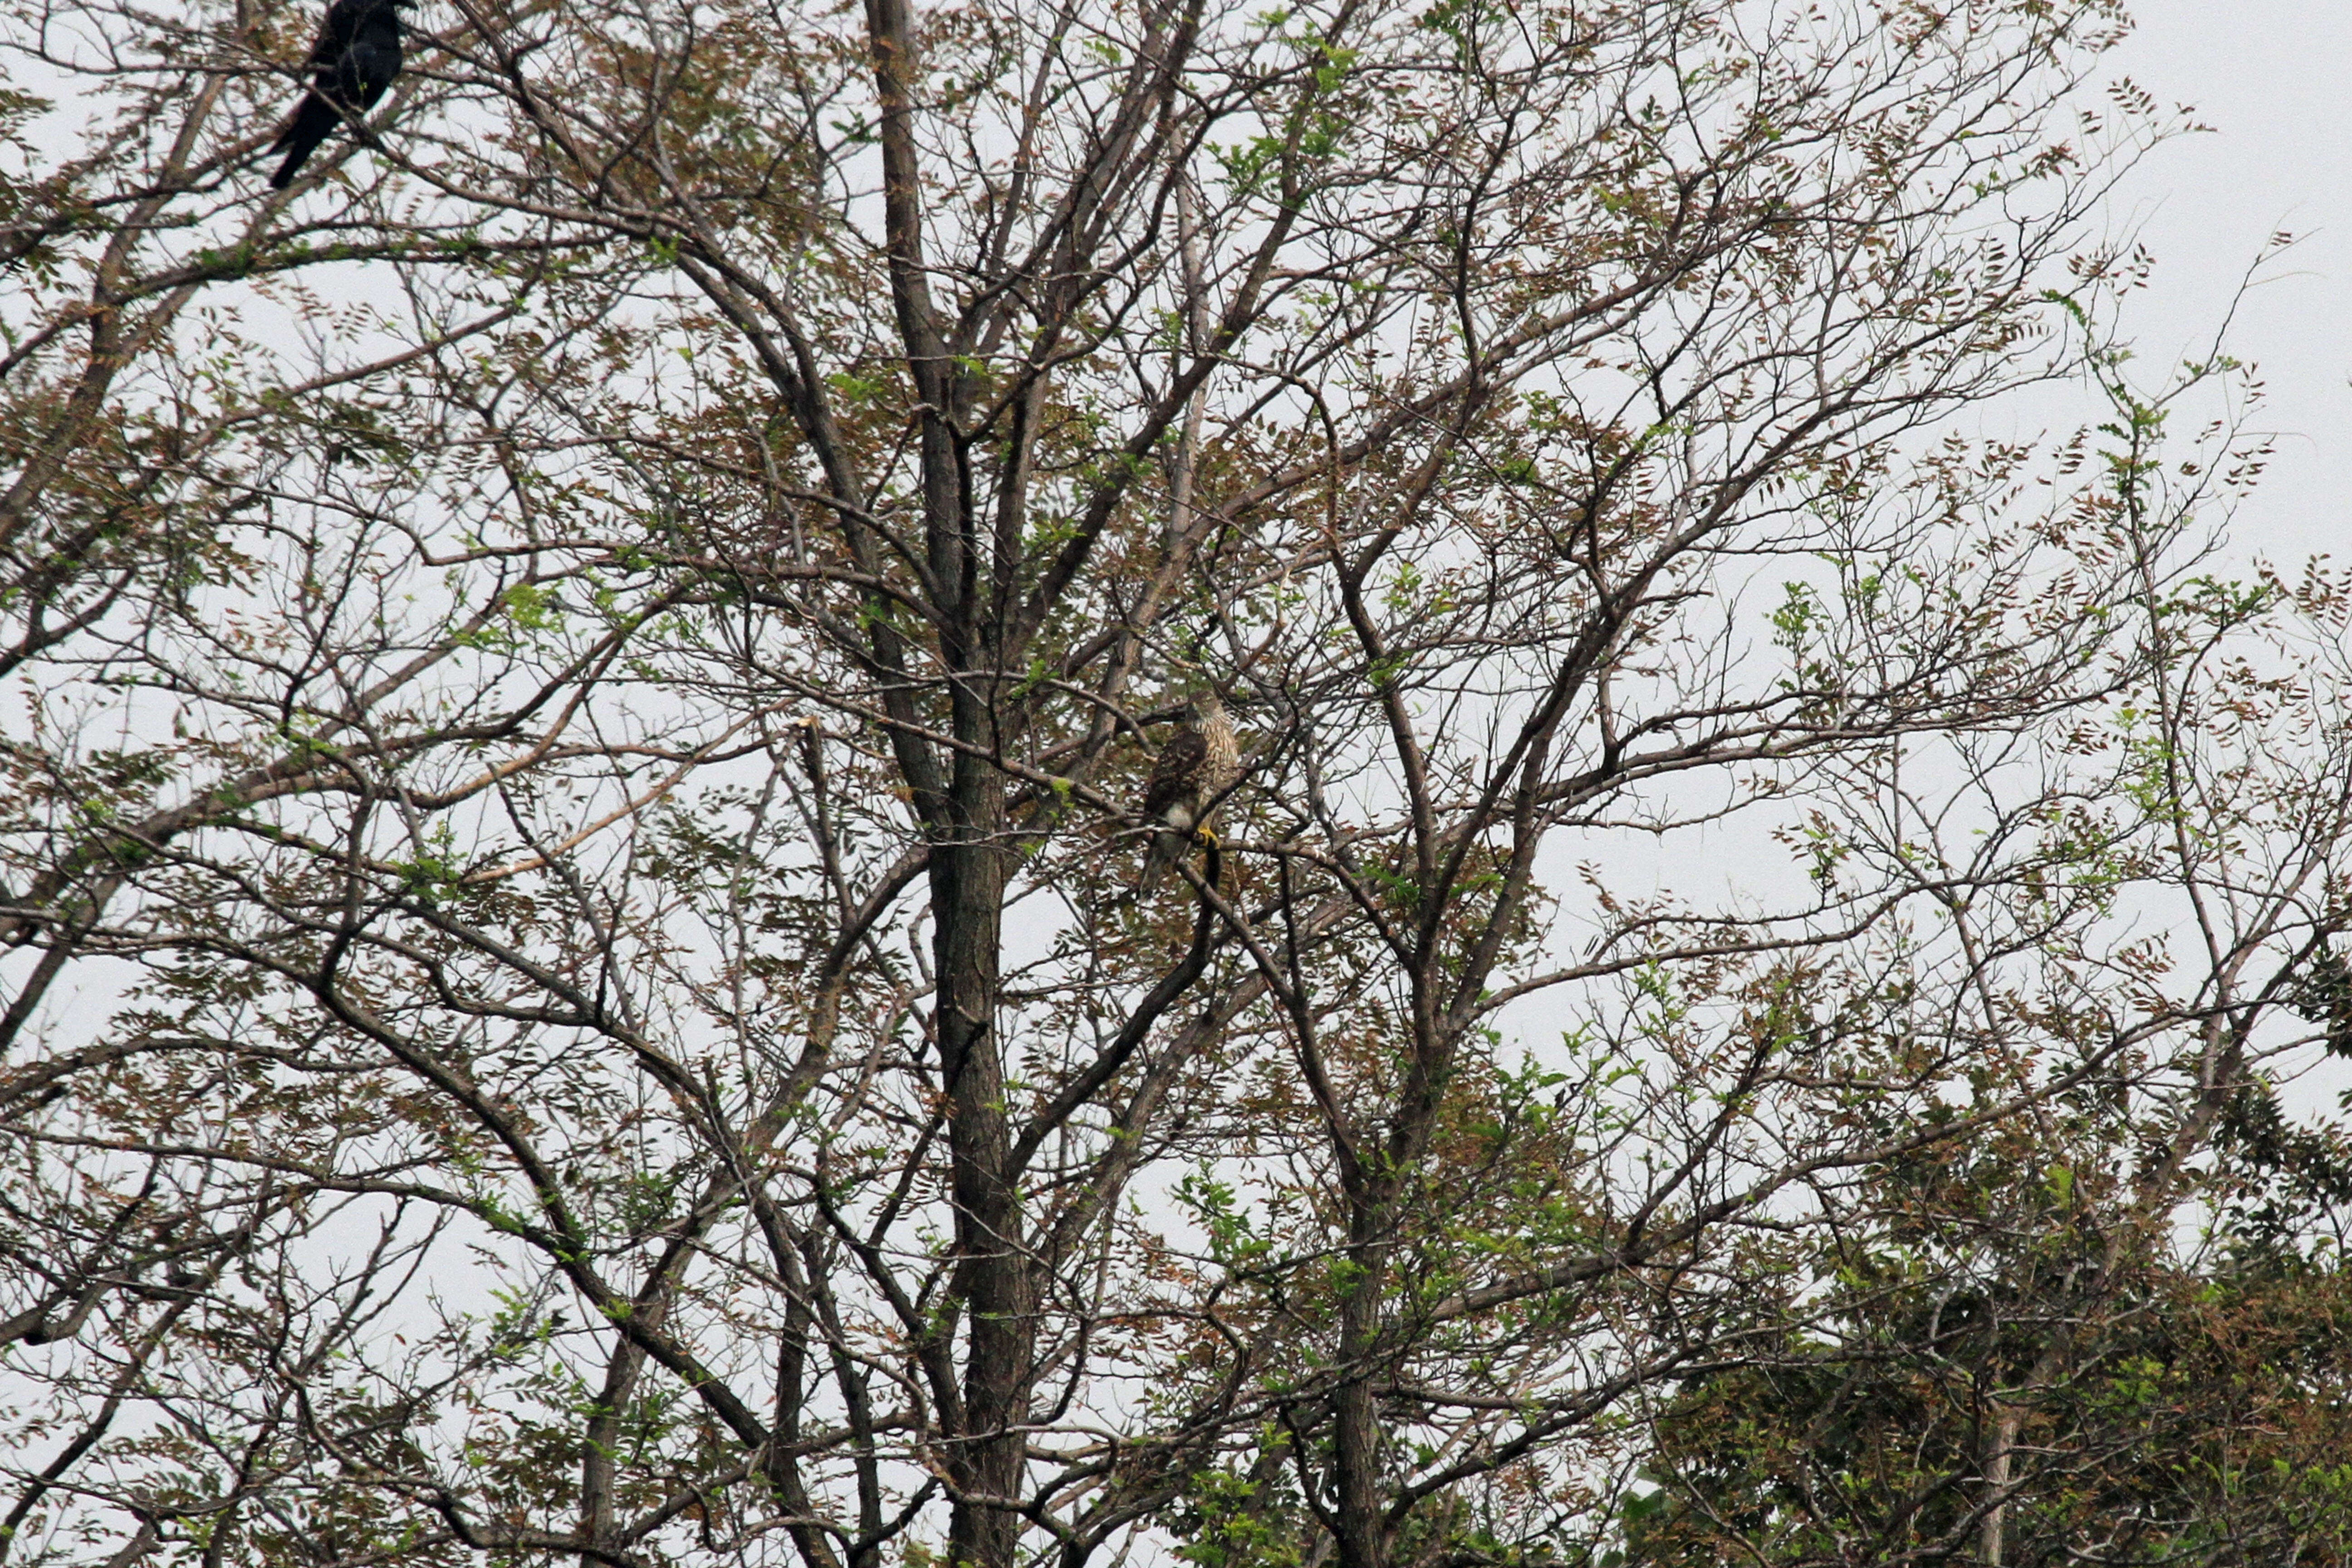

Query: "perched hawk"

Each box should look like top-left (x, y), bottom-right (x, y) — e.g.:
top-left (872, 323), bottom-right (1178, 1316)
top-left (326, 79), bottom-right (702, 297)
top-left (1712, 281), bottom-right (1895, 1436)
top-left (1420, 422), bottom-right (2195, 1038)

top-left (1140, 696), bottom-right (1238, 889)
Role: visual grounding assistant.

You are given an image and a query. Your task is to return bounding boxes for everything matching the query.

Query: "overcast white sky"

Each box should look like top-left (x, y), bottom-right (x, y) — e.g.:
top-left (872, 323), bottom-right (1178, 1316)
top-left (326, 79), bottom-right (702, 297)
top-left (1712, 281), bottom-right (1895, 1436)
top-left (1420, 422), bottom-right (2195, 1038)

top-left (2107, 2), bottom-right (2352, 564)
top-left (1518, 3), bottom-right (2352, 1033)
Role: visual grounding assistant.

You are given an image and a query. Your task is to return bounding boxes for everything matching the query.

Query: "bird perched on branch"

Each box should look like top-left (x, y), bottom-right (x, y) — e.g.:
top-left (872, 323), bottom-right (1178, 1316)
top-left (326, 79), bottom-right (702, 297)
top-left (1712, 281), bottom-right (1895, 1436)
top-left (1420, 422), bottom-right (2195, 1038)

top-left (267, 0), bottom-right (411, 189)
top-left (1139, 696), bottom-right (1238, 891)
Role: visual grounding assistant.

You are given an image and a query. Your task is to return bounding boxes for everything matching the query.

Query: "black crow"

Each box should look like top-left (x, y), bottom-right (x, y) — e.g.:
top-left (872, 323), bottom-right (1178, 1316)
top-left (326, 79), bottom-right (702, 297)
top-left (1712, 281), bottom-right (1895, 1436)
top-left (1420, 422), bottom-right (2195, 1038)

top-left (267, 0), bottom-right (410, 190)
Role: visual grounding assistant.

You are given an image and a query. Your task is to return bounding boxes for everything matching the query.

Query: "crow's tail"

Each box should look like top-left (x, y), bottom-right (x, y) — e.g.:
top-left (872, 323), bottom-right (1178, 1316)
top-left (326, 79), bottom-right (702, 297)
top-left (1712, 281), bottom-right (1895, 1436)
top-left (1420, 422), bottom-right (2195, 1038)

top-left (268, 93), bottom-right (338, 188)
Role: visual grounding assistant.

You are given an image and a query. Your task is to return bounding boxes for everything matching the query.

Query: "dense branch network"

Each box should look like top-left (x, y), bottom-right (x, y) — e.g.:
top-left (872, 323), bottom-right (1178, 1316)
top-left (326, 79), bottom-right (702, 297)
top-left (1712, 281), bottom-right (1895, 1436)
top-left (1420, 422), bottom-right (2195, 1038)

top-left (3, 1), bottom-right (2351, 1567)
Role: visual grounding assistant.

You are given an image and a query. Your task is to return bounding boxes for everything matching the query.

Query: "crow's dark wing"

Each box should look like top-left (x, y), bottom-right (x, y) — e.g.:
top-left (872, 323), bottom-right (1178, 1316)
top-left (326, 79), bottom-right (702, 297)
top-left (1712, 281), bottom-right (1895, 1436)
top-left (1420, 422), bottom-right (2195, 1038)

top-left (308, 0), bottom-right (368, 65)
top-left (1142, 726), bottom-right (1208, 823)
top-left (338, 26), bottom-right (402, 110)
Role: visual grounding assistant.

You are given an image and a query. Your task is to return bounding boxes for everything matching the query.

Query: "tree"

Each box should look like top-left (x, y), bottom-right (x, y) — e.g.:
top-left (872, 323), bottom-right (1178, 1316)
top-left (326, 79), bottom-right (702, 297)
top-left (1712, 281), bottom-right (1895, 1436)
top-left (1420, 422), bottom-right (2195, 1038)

top-left (5, 0), bottom-right (2351, 1565)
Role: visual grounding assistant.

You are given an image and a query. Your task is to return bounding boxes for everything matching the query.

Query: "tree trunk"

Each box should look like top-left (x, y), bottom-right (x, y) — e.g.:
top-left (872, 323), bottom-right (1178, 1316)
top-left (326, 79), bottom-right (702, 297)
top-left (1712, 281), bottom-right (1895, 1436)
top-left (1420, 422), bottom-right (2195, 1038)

top-left (932, 781), bottom-right (1034, 1568)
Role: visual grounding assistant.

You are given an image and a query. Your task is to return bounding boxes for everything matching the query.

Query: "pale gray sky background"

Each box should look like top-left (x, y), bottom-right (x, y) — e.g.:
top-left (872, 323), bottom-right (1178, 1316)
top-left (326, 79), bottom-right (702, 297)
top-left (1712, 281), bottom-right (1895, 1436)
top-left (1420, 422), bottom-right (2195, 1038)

top-left (2110, 2), bottom-right (2351, 563)
top-left (1519, 4), bottom-right (2352, 1043)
